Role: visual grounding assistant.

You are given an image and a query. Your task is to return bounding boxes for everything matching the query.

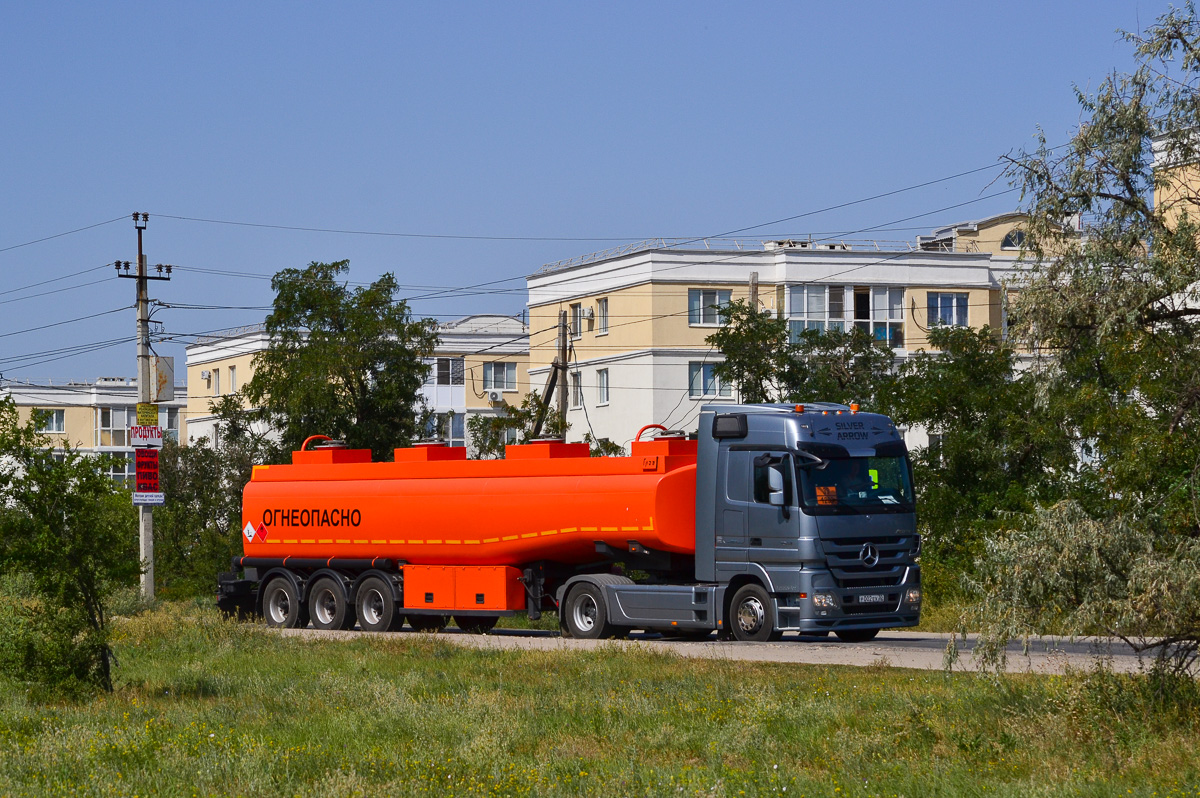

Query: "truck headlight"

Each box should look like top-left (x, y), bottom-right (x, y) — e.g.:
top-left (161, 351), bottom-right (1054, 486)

top-left (905, 589), bottom-right (922, 605)
top-left (812, 592), bottom-right (838, 608)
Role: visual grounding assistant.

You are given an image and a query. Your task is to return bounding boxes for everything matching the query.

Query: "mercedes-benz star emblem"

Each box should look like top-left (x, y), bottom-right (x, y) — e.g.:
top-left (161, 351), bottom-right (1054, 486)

top-left (859, 543), bottom-right (880, 568)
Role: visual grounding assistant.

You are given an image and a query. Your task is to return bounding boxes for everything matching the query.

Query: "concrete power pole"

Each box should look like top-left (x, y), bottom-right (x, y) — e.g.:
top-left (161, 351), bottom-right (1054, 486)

top-left (556, 309), bottom-right (569, 434)
top-left (118, 212), bottom-right (171, 601)
top-left (749, 271), bottom-right (759, 308)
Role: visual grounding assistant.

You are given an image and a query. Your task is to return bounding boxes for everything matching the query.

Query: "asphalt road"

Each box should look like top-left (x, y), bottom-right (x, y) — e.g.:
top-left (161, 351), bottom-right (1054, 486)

top-left (283, 626), bottom-right (1148, 675)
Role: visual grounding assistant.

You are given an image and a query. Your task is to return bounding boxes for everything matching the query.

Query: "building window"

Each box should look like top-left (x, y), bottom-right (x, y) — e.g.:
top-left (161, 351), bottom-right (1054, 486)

top-left (688, 289), bottom-right (732, 326)
top-left (36, 408), bottom-right (65, 433)
top-left (213, 368), bottom-right (220, 396)
top-left (229, 365), bottom-right (237, 393)
top-left (425, 413), bottom-right (466, 447)
top-left (872, 287), bottom-right (905, 348)
top-left (597, 298), bottom-right (609, 335)
top-left (597, 369), bottom-right (609, 405)
top-left (570, 303), bottom-right (583, 339)
top-left (502, 427), bottom-right (519, 446)
top-left (689, 362), bottom-right (732, 398)
top-left (98, 406), bottom-right (134, 447)
top-left (788, 285), bottom-right (850, 339)
top-left (483, 361), bottom-right (517, 391)
top-left (434, 357), bottom-right (465, 386)
top-left (450, 414), bottom-right (465, 447)
top-left (106, 451), bottom-right (136, 486)
top-left (928, 292), bottom-right (968, 328)
top-left (159, 406), bottom-right (180, 443)
top-left (571, 371), bottom-right (583, 408)
top-left (1001, 230), bottom-right (1026, 250)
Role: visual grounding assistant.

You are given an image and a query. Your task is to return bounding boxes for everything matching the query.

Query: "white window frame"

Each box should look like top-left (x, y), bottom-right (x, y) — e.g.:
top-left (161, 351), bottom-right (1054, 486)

top-left (688, 362), bottom-right (732, 398)
top-left (570, 371), bottom-right (583, 408)
top-left (928, 292), bottom-right (969, 328)
top-left (871, 286), bottom-right (906, 348)
top-left (483, 361), bottom-right (517, 391)
top-left (37, 408), bottom-right (65, 433)
top-left (597, 368), bottom-right (609, 405)
top-left (789, 285), bottom-right (851, 340)
top-left (688, 289), bottom-right (732, 326)
top-left (229, 365), bottom-right (237, 394)
top-left (213, 368), bottom-right (220, 396)
top-left (97, 406), bottom-right (134, 447)
top-left (596, 297), bottom-right (609, 335)
top-left (570, 303), bottom-right (583, 340)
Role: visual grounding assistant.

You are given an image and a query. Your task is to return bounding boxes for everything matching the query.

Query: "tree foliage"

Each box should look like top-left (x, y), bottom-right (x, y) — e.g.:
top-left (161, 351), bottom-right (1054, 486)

top-left (0, 399), bottom-right (138, 694)
top-left (243, 260), bottom-right (439, 461)
top-left (465, 392), bottom-right (624, 459)
top-left (154, 396), bottom-right (284, 597)
top-left (959, 4), bottom-right (1200, 675)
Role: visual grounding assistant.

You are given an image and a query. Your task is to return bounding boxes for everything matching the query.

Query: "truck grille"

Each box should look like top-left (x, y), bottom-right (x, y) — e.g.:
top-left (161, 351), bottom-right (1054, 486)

top-left (822, 535), bottom-right (915, 589)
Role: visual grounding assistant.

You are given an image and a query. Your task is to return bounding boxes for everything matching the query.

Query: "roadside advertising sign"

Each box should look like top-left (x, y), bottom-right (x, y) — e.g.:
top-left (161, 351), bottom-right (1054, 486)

top-left (135, 448), bottom-right (159, 492)
top-left (133, 492), bottom-right (165, 506)
top-left (130, 425), bottom-right (163, 448)
top-left (136, 403), bottom-right (159, 425)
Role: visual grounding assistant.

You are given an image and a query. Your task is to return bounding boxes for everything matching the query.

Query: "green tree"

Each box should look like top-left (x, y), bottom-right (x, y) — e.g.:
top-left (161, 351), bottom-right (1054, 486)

top-left (243, 260), bottom-right (439, 461)
top-left (706, 298), bottom-right (895, 406)
top-left (960, 4), bottom-right (1200, 676)
top-left (154, 397), bottom-right (284, 597)
top-left (0, 399), bottom-right (138, 693)
top-left (881, 326), bottom-right (1073, 601)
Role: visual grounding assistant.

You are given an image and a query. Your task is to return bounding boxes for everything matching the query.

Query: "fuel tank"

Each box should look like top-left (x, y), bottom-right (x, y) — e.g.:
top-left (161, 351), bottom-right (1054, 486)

top-left (240, 437), bottom-right (698, 567)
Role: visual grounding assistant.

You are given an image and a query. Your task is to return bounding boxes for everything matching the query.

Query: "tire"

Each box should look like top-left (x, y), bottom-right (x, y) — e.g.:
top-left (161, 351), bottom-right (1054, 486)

top-left (455, 615), bottom-right (498, 634)
top-left (563, 583), bottom-right (612, 639)
top-left (262, 577), bottom-right (308, 629)
top-left (835, 628), bottom-right (880, 643)
top-left (406, 614), bottom-right (448, 633)
top-left (729, 584), bottom-right (781, 642)
top-left (308, 577), bottom-right (355, 631)
top-left (355, 576), bottom-right (401, 633)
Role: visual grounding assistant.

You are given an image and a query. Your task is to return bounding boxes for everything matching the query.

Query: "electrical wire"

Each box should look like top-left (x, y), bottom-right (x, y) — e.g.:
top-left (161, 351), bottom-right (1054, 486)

top-left (0, 216), bottom-right (127, 255)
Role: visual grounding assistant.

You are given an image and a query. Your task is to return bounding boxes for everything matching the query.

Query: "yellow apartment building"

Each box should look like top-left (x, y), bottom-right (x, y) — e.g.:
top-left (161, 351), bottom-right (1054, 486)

top-left (184, 314), bottom-right (529, 454)
top-left (1, 377), bottom-right (187, 484)
top-left (525, 214), bottom-right (1025, 449)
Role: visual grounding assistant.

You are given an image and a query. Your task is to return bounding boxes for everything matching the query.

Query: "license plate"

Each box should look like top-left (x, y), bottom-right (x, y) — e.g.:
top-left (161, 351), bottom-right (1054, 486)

top-left (858, 594), bottom-right (887, 604)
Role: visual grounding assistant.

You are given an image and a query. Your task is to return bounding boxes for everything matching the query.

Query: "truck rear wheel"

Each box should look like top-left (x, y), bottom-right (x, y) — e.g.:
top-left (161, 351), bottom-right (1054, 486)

top-left (308, 577), bottom-right (355, 631)
top-left (262, 578), bottom-right (308, 629)
top-left (406, 614), bottom-right (448, 633)
top-left (455, 615), bottom-right (498, 634)
top-left (730, 584), bottom-right (781, 643)
top-left (355, 576), bottom-right (401, 632)
top-left (563, 583), bottom-right (612, 639)
top-left (835, 628), bottom-right (880, 643)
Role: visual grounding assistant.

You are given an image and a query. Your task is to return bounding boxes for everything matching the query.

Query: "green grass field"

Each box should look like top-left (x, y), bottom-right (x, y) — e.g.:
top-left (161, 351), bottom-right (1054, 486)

top-left (1, 602), bottom-right (1198, 797)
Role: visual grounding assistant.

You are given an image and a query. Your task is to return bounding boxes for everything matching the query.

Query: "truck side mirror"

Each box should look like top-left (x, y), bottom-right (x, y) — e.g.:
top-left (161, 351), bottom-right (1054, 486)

top-left (767, 466), bottom-right (785, 507)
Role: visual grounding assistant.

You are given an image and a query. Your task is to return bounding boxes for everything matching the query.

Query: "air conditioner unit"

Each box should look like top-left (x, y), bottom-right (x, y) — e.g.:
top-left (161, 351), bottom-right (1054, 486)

top-left (487, 390), bottom-right (503, 403)
top-left (200, 370), bottom-right (211, 380)
top-left (582, 307), bottom-right (595, 320)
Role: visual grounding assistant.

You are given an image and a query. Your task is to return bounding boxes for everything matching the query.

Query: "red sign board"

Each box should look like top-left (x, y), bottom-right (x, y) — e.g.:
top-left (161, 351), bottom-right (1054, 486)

top-left (135, 448), bottom-right (160, 493)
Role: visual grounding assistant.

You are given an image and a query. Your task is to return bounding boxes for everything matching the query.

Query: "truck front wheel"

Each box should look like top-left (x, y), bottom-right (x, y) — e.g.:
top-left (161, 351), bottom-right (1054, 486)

top-left (730, 584), bottom-right (781, 643)
top-left (563, 584), bottom-right (612, 639)
top-left (262, 578), bottom-right (308, 629)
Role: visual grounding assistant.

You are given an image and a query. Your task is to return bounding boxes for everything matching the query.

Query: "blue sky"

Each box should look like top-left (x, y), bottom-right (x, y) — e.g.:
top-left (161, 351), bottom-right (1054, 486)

top-left (0, 1), bottom-right (1154, 382)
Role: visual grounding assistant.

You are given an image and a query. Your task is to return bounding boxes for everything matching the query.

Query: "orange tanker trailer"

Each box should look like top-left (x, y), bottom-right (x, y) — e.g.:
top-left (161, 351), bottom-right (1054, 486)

top-left (219, 404), bottom-right (923, 643)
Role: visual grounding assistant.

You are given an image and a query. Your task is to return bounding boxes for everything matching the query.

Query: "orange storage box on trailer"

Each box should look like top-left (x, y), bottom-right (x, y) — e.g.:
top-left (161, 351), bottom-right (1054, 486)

top-left (403, 565), bottom-right (525, 612)
top-left (240, 436), bottom-right (699, 569)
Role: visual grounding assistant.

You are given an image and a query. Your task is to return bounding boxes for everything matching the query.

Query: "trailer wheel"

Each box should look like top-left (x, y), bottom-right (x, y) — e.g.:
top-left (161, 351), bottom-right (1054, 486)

top-left (406, 614), bottom-right (448, 633)
top-left (455, 616), bottom-right (498, 634)
top-left (308, 577), bottom-right (355, 631)
top-left (355, 576), bottom-right (401, 632)
top-left (262, 577), bottom-right (308, 629)
top-left (564, 583), bottom-right (612, 639)
top-left (835, 628), bottom-right (880, 643)
top-left (730, 584), bottom-right (781, 642)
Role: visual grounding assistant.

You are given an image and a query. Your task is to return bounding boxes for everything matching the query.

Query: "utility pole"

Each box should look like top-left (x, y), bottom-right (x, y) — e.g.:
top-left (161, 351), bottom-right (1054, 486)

top-left (556, 309), bottom-right (569, 434)
top-left (749, 271), bottom-right (759, 309)
top-left (530, 310), bottom-right (569, 440)
top-left (117, 212), bottom-right (171, 601)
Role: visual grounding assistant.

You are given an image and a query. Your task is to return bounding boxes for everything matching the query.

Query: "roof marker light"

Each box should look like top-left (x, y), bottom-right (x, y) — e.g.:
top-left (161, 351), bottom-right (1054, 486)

top-left (794, 404), bottom-right (805, 413)
top-left (822, 410), bottom-right (829, 415)
top-left (850, 403), bottom-right (860, 413)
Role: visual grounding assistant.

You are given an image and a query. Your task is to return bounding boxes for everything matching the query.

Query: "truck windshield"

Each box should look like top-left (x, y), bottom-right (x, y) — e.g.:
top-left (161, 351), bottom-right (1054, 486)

top-left (795, 455), bottom-right (914, 514)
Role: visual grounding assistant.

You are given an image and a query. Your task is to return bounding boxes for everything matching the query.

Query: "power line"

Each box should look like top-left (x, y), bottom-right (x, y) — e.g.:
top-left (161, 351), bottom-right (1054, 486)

top-left (0, 264), bottom-right (113, 298)
top-left (0, 307), bottom-right (130, 340)
top-left (0, 216), bottom-right (127, 255)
